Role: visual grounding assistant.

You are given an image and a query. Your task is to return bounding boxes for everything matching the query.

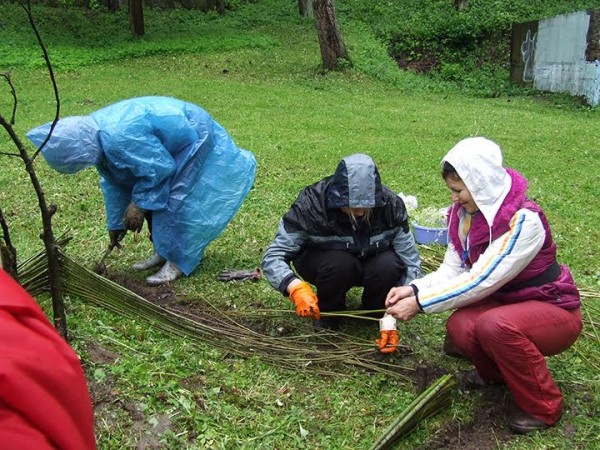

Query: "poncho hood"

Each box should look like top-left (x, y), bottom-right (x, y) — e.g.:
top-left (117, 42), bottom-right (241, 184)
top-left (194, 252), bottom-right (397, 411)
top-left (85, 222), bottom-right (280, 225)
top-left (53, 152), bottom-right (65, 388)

top-left (26, 116), bottom-right (101, 174)
top-left (442, 137), bottom-right (512, 228)
top-left (326, 153), bottom-right (384, 209)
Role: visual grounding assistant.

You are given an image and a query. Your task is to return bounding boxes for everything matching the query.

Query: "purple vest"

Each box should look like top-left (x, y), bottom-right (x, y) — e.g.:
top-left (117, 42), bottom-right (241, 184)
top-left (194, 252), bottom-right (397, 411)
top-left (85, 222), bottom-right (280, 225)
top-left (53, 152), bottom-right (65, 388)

top-left (447, 169), bottom-right (580, 310)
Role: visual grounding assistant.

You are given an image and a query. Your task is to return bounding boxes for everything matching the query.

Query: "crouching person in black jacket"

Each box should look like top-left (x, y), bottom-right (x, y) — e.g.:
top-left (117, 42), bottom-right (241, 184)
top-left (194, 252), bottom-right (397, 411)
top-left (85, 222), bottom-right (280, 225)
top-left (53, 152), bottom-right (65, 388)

top-left (261, 154), bottom-right (422, 342)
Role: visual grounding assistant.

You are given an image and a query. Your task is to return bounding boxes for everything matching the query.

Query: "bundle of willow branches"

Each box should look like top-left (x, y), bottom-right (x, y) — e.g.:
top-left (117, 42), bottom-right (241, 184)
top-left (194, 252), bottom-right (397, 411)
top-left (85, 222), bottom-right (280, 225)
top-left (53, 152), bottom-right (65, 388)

top-left (18, 241), bottom-right (599, 382)
top-left (18, 246), bottom-right (414, 382)
top-left (370, 373), bottom-right (456, 450)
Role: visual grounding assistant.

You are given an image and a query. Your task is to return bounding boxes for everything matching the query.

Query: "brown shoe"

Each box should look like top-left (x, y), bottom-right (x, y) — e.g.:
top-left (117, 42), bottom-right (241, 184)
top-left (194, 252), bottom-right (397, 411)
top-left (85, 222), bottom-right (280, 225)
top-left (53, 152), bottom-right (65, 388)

top-left (463, 369), bottom-right (504, 389)
top-left (507, 405), bottom-right (552, 434)
top-left (443, 335), bottom-right (466, 359)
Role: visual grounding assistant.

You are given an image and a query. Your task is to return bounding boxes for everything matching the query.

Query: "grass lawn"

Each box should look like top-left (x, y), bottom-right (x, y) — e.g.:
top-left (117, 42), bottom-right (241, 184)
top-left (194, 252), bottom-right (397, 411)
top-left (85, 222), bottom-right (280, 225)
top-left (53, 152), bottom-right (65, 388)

top-left (1, 1), bottom-right (599, 449)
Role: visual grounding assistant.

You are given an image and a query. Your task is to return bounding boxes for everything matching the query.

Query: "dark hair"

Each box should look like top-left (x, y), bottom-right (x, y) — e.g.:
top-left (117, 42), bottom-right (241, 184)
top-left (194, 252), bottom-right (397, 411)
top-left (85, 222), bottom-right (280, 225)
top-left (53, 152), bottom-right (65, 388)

top-left (441, 161), bottom-right (460, 180)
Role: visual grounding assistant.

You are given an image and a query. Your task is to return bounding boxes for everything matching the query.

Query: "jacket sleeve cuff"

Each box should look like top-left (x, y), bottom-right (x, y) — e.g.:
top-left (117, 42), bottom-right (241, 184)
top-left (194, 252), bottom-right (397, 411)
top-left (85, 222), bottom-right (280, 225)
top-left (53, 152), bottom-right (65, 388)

top-left (279, 274), bottom-right (298, 296)
top-left (410, 284), bottom-right (424, 312)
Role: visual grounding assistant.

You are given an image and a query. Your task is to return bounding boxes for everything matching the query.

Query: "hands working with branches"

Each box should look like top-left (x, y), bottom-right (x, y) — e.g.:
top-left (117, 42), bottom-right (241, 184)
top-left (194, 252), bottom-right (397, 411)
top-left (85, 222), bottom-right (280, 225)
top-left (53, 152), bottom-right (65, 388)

top-left (375, 286), bottom-right (421, 354)
top-left (288, 280), bottom-right (320, 319)
top-left (385, 286), bottom-right (421, 321)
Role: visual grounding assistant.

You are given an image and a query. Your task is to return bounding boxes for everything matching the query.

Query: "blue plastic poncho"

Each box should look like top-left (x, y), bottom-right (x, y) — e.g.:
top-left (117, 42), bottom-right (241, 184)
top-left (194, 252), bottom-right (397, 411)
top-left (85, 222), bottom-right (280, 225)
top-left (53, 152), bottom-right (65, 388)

top-left (27, 96), bottom-right (257, 275)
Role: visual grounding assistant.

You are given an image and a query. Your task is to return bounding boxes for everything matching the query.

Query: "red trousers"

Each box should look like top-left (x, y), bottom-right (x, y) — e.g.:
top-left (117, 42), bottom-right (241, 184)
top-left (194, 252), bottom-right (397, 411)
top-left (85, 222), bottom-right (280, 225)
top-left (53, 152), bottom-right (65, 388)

top-left (446, 298), bottom-right (582, 425)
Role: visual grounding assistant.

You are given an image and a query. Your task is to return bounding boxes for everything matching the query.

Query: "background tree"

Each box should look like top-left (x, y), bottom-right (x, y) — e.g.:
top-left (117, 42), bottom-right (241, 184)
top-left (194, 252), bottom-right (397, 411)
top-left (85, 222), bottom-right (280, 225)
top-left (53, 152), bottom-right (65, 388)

top-left (299, 0), bottom-right (313, 17)
top-left (454, 0), bottom-right (468, 11)
top-left (313, 0), bottom-right (350, 70)
top-left (129, 0), bottom-right (145, 35)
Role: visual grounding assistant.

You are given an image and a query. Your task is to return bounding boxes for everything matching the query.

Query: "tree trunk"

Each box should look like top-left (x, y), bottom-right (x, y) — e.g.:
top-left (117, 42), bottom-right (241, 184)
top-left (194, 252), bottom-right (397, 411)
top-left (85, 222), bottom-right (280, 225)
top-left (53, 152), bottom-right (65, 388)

top-left (104, 0), bottom-right (121, 12)
top-left (454, 0), bottom-right (468, 11)
top-left (129, 0), bottom-right (145, 36)
top-left (299, 0), bottom-right (313, 17)
top-left (215, 0), bottom-right (226, 15)
top-left (313, 0), bottom-right (350, 70)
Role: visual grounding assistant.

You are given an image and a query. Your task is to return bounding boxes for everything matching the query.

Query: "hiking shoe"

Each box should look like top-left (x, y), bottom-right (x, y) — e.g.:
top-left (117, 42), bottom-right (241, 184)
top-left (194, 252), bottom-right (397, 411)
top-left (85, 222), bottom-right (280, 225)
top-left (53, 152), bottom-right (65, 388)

top-left (507, 403), bottom-right (553, 434)
top-left (463, 369), bottom-right (504, 389)
top-left (443, 334), bottom-right (466, 359)
top-left (146, 261), bottom-right (182, 285)
top-left (132, 251), bottom-right (165, 271)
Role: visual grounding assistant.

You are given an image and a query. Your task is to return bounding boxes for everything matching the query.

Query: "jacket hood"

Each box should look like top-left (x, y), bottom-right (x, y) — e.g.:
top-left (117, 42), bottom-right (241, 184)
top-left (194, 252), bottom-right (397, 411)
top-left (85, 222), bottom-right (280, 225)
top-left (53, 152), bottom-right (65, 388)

top-left (26, 116), bottom-right (101, 174)
top-left (442, 137), bottom-right (511, 227)
top-left (326, 153), bottom-right (384, 209)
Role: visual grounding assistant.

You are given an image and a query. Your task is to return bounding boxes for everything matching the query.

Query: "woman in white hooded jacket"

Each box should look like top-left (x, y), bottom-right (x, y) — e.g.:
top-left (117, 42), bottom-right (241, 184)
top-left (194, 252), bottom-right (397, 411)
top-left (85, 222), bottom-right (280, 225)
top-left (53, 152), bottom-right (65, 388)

top-left (383, 137), bottom-right (582, 434)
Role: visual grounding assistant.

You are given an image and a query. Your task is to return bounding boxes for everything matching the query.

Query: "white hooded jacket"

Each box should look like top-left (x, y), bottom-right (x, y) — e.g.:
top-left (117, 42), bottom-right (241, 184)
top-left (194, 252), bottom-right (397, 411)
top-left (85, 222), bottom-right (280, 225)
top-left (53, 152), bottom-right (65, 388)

top-left (412, 137), bottom-right (548, 313)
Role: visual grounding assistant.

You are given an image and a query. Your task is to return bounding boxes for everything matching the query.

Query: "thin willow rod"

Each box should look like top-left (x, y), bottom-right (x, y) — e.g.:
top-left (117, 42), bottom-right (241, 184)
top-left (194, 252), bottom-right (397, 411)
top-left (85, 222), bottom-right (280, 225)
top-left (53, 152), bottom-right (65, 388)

top-left (582, 303), bottom-right (599, 344)
top-left (182, 321), bottom-right (360, 363)
top-left (580, 290), bottom-right (600, 299)
top-left (226, 308), bottom-right (385, 318)
top-left (27, 254), bottom-right (318, 362)
top-left (116, 292), bottom-right (398, 370)
top-left (571, 346), bottom-right (600, 372)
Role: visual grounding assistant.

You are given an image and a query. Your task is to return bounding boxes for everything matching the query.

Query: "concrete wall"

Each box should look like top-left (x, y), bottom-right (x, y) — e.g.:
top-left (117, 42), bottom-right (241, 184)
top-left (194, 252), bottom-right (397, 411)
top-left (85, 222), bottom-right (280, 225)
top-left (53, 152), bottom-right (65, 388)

top-left (511, 10), bottom-right (600, 106)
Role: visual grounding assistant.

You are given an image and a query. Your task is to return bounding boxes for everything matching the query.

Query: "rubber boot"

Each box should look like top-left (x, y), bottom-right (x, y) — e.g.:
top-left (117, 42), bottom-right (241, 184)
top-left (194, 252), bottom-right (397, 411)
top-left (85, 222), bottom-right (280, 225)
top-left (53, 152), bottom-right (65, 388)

top-left (132, 251), bottom-right (165, 271)
top-left (146, 261), bottom-right (182, 285)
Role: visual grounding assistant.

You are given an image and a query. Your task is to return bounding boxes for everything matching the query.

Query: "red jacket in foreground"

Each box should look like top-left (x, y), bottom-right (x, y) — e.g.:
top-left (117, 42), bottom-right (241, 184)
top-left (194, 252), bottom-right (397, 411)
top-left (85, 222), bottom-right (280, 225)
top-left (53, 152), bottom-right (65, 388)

top-left (0, 269), bottom-right (96, 449)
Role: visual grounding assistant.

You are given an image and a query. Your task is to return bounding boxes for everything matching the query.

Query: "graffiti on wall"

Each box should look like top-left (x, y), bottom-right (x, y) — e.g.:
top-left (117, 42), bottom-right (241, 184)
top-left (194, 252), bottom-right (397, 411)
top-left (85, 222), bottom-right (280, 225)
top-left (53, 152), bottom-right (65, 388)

top-left (509, 10), bottom-right (600, 106)
top-left (520, 28), bottom-right (537, 82)
top-left (510, 21), bottom-right (538, 85)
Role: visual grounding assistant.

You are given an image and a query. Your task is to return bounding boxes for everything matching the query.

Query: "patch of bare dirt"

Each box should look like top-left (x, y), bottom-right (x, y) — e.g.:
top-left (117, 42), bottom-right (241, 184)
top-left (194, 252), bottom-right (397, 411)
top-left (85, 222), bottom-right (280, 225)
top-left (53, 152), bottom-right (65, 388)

top-left (418, 384), bottom-right (513, 450)
top-left (395, 49), bottom-right (440, 74)
top-left (108, 273), bottom-right (178, 308)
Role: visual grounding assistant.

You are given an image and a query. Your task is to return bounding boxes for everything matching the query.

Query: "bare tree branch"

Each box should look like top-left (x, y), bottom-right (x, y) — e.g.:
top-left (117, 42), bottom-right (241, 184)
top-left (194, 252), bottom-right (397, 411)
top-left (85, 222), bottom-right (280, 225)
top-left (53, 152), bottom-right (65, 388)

top-left (0, 71), bottom-right (17, 124)
top-left (0, 208), bottom-right (18, 279)
top-left (19, 0), bottom-right (60, 162)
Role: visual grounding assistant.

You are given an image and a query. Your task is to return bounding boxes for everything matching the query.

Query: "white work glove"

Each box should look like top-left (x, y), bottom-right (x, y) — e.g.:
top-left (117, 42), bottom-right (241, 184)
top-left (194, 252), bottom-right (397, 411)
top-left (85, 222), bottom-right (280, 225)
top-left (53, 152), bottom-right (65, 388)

top-left (375, 314), bottom-right (399, 354)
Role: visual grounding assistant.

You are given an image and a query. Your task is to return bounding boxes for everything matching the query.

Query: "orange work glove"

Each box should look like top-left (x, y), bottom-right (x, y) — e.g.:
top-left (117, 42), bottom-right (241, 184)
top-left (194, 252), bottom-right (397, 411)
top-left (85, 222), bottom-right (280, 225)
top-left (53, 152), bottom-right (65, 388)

top-left (376, 330), bottom-right (399, 354)
top-left (376, 314), bottom-right (399, 354)
top-left (288, 281), bottom-right (320, 319)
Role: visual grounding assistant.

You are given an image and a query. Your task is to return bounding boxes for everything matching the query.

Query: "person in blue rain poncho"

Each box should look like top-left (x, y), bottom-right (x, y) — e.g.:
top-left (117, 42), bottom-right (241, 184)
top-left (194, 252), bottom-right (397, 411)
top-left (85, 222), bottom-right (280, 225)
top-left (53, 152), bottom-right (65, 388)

top-left (27, 96), bottom-right (257, 285)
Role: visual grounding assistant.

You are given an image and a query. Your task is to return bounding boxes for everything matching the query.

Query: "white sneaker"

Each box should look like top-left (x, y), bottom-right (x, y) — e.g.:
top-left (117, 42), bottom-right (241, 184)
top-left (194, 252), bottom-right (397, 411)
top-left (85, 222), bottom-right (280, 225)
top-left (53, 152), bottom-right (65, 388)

top-left (132, 251), bottom-right (165, 271)
top-left (146, 261), bottom-right (182, 285)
